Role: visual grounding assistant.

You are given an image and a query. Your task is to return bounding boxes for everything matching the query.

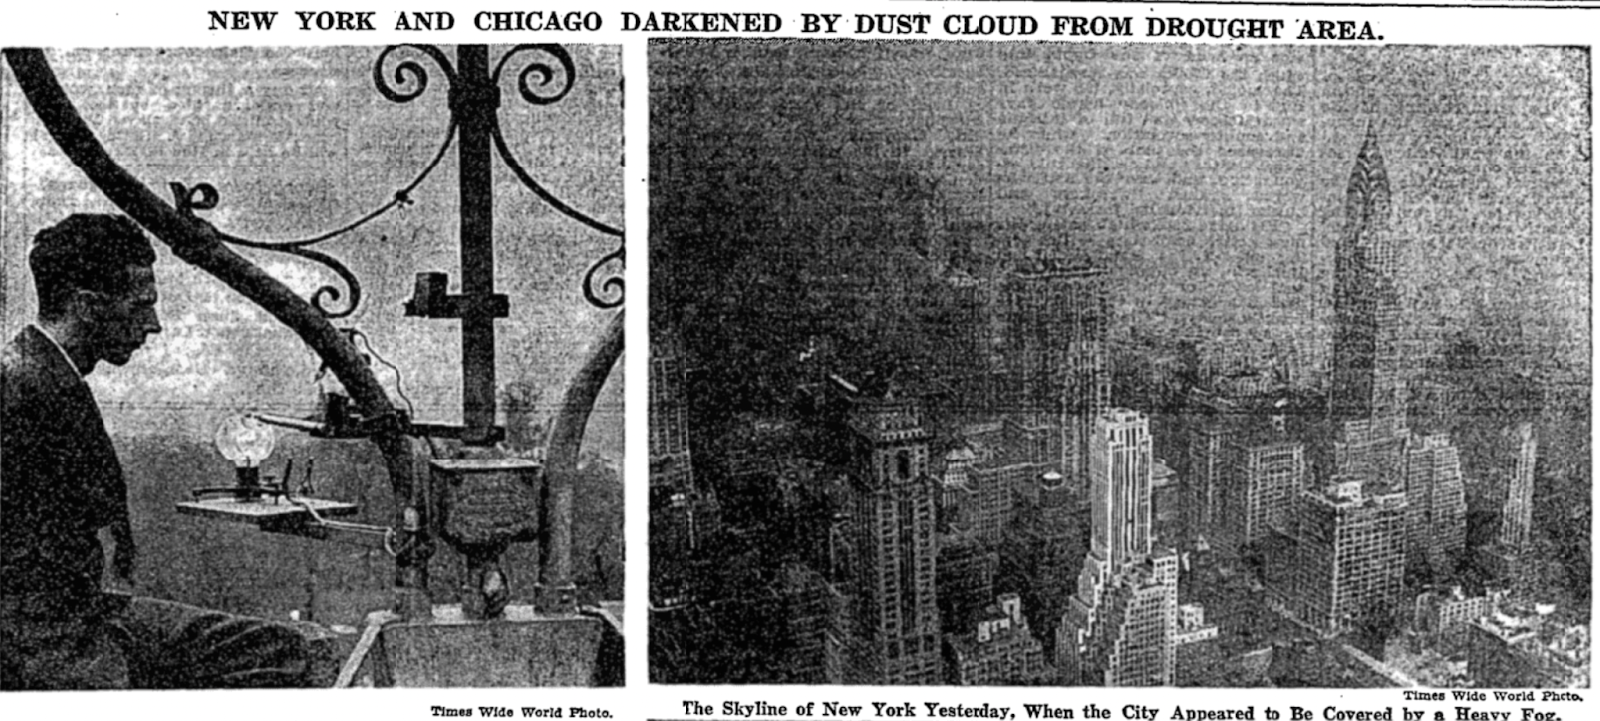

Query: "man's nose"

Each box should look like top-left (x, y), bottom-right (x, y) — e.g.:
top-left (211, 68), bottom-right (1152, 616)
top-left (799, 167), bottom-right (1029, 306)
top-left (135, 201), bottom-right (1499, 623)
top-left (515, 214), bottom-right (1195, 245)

top-left (143, 308), bottom-right (163, 335)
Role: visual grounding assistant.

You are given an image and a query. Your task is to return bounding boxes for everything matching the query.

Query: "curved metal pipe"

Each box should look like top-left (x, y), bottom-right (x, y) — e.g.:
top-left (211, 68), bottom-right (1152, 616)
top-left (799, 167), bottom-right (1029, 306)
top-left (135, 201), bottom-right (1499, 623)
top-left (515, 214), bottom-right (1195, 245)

top-left (540, 309), bottom-right (625, 608)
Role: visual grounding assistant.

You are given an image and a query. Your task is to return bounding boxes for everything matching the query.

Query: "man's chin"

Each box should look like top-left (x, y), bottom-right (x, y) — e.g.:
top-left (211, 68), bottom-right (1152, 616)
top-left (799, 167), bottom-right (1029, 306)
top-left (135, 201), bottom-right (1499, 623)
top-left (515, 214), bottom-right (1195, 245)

top-left (104, 348), bottom-right (141, 366)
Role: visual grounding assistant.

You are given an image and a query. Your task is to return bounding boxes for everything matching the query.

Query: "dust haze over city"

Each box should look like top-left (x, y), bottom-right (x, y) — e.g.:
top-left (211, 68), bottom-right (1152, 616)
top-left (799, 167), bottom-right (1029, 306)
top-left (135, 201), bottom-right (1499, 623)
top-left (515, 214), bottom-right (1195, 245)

top-left (649, 41), bottom-right (1590, 686)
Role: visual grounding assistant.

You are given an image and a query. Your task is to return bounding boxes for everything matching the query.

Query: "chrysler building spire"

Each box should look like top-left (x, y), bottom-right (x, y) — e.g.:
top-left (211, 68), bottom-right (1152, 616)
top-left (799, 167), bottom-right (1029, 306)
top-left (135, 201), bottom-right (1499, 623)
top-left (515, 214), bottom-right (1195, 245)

top-left (1330, 126), bottom-right (1406, 428)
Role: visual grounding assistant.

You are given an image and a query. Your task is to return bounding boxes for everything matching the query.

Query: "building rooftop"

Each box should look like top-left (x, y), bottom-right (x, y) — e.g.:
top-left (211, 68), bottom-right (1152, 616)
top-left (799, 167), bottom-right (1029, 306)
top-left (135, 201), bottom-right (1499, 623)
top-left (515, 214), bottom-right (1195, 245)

top-left (1307, 478), bottom-right (1406, 509)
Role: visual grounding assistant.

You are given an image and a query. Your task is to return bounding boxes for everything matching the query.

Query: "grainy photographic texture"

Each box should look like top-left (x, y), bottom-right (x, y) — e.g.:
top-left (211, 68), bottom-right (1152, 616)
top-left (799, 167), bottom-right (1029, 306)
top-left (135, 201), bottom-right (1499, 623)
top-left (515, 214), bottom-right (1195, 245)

top-left (2, 45), bottom-right (624, 688)
top-left (648, 40), bottom-right (1589, 687)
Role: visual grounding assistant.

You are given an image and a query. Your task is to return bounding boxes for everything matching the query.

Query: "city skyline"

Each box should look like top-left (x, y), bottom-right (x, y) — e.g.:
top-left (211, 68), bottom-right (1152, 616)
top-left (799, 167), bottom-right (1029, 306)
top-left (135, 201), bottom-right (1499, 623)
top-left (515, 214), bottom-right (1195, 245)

top-left (653, 44), bottom-right (1588, 405)
top-left (650, 41), bottom-right (1589, 686)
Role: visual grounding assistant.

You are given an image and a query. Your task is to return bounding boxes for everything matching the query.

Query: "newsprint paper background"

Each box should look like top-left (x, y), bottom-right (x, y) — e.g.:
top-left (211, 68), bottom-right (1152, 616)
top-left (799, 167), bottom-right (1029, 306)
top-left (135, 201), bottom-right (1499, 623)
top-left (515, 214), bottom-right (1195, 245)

top-left (0, 1), bottom-right (1595, 721)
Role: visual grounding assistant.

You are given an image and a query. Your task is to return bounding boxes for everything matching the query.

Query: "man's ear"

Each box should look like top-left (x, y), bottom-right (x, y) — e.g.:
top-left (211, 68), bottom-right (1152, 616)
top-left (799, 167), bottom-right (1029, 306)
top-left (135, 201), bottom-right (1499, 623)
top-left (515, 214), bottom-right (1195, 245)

top-left (63, 287), bottom-right (107, 320)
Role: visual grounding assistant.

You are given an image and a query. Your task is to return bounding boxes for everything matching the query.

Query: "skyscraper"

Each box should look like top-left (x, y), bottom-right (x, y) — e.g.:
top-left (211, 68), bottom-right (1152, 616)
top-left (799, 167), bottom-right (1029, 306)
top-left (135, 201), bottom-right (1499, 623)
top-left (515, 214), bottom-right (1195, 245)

top-left (1187, 420), bottom-right (1231, 548)
top-left (1005, 257), bottom-right (1110, 493)
top-left (1032, 469), bottom-right (1081, 660)
top-left (1330, 127), bottom-right (1406, 431)
top-left (1090, 409), bottom-right (1155, 570)
top-left (649, 329), bottom-right (721, 607)
top-left (1497, 422), bottom-right (1538, 553)
top-left (650, 331), bottom-right (694, 493)
top-left (845, 391), bottom-right (942, 684)
top-left (1218, 419), bottom-right (1305, 556)
top-left (1279, 131), bottom-right (1412, 639)
top-left (1403, 433), bottom-right (1467, 578)
top-left (1059, 409), bottom-right (1179, 686)
top-left (1289, 479), bottom-right (1407, 636)
top-left (1483, 422), bottom-right (1539, 595)
top-left (779, 562), bottom-right (849, 684)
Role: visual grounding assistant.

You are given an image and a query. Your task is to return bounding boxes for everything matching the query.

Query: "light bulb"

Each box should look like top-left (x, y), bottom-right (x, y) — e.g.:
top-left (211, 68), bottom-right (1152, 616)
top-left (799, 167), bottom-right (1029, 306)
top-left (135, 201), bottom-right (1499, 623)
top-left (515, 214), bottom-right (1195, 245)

top-left (215, 414), bottom-right (276, 467)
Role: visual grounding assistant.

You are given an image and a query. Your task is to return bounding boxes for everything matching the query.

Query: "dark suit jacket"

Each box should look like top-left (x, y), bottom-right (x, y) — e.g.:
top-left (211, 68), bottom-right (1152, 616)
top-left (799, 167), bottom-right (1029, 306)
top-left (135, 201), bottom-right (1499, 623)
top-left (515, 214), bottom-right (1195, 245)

top-left (1, 326), bottom-right (131, 618)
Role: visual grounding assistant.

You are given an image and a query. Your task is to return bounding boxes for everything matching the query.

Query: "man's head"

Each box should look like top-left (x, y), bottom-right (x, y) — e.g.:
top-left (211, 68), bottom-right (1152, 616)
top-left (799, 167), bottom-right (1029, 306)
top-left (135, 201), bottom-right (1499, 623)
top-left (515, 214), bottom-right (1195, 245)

top-left (30, 214), bottom-right (161, 368)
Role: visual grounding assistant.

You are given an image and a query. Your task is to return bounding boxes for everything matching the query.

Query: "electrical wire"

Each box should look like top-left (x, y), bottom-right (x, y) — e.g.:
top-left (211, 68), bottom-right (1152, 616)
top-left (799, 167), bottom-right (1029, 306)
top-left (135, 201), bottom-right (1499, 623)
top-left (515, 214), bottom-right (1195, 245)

top-left (342, 327), bottom-right (452, 459)
top-left (347, 328), bottom-right (417, 421)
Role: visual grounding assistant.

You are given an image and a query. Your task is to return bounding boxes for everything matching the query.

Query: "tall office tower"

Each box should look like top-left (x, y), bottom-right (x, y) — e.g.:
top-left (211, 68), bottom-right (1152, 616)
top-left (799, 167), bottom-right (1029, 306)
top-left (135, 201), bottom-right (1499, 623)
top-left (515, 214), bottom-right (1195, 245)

top-left (1330, 128), bottom-right (1407, 431)
top-left (967, 461), bottom-right (1021, 546)
top-left (1404, 433), bottom-right (1467, 579)
top-left (937, 446), bottom-right (997, 633)
top-left (939, 446), bottom-right (978, 535)
top-left (1005, 257), bottom-right (1110, 493)
top-left (650, 331), bottom-right (694, 493)
top-left (1090, 409), bottom-right (1155, 570)
top-left (846, 392), bottom-right (942, 684)
top-left (963, 420), bottom-right (1044, 545)
top-left (1497, 423), bottom-right (1538, 553)
top-left (1217, 417), bottom-right (1306, 556)
top-left (942, 266), bottom-right (996, 419)
top-left (1092, 552), bottom-right (1180, 686)
top-left (1187, 422), bottom-right (1231, 546)
top-left (1040, 470), bottom-right (1074, 538)
top-left (1031, 469), bottom-right (1080, 658)
top-left (649, 330), bottom-right (720, 606)
top-left (1060, 547), bottom-right (1181, 686)
top-left (1290, 479), bottom-right (1408, 635)
top-left (1183, 387), bottom-right (1249, 548)
top-left (1059, 410), bottom-right (1179, 685)
top-left (1480, 422), bottom-right (1539, 595)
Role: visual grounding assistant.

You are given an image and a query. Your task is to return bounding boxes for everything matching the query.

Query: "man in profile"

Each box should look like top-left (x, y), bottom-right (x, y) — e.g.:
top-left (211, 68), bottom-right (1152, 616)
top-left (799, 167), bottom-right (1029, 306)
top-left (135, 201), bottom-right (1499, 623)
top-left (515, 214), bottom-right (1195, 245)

top-left (1, 214), bottom-right (309, 689)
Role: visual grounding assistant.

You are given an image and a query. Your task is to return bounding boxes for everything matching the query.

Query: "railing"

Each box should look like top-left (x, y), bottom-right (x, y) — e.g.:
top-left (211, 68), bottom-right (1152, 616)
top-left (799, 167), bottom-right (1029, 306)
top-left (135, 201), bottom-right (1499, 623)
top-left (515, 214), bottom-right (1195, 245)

top-left (3, 45), bottom-right (623, 621)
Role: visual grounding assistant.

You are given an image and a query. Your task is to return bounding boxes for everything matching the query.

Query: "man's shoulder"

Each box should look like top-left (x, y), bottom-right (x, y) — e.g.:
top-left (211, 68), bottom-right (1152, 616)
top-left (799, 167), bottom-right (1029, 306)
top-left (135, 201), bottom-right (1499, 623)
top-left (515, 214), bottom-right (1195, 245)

top-left (2, 329), bottom-right (33, 385)
top-left (2, 328), bottom-right (71, 409)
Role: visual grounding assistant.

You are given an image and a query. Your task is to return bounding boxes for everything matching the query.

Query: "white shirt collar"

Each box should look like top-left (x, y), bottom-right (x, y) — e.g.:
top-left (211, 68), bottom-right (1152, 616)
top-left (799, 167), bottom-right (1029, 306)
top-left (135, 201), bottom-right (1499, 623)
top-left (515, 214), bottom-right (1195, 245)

top-left (30, 323), bottom-right (85, 376)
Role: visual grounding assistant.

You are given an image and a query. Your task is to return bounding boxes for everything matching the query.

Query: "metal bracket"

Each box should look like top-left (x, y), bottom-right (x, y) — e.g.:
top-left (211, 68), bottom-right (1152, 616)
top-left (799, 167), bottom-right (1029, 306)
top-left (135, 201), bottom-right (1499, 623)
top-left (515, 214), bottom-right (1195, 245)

top-left (402, 271), bottom-right (510, 320)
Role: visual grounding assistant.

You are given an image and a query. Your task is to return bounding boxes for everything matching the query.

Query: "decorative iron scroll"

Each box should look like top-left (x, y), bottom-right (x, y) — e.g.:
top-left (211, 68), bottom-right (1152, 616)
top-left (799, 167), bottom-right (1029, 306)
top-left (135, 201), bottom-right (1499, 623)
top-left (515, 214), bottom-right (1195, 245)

top-left (483, 43), bottom-right (625, 308)
top-left (582, 244), bottom-right (625, 310)
top-left (493, 44), bottom-right (576, 106)
top-left (163, 45), bottom-right (465, 319)
top-left (373, 44), bottom-right (458, 104)
top-left (174, 43), bottom-right (623, 321)
top-left (170, 182), bottom-right (365, 319)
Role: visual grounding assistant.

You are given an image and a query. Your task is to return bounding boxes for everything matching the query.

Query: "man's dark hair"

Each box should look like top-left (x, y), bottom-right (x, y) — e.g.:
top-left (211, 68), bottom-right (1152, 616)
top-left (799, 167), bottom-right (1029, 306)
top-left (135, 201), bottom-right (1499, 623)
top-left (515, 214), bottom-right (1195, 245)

top-left (29, 214), bottom-right (156, 320)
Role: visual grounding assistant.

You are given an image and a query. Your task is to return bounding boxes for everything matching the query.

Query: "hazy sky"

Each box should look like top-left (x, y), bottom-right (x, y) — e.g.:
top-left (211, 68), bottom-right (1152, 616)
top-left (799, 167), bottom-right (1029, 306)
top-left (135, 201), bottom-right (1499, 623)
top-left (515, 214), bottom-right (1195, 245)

top-left (652, 42), bottom-right (1589, 392)
top-left (3, 46), bottom-right (623, 456)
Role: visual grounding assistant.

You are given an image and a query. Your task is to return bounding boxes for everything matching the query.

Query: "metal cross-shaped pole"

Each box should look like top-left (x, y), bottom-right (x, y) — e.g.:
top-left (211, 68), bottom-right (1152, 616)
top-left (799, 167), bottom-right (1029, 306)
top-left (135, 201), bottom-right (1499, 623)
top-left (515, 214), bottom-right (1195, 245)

top-left (453, 45), bottom-right (508, 447)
